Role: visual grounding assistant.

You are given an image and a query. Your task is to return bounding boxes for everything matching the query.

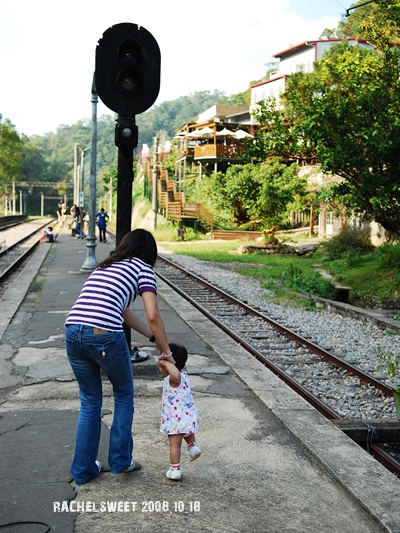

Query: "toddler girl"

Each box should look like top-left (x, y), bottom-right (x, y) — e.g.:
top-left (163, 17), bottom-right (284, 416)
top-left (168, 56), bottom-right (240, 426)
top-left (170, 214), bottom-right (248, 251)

top-left (159, 343), bottom-right (201, 480)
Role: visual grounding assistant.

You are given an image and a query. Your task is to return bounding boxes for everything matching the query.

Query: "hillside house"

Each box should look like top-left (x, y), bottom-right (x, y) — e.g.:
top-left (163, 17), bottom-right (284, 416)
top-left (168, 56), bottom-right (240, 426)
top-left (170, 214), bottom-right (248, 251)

top-left (174, 104), bottom-right (257, 183)
top-left (250, 39), bottom-right (372, 117)
top-left (249, 39), bottom-right (382, 241)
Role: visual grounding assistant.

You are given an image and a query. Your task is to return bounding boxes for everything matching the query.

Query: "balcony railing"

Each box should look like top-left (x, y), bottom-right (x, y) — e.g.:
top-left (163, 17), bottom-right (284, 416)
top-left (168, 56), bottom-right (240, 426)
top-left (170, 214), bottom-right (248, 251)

top-left (194, 143), bottom-right (245, 159)
top-left (177, 147), bottom-right (195, 159)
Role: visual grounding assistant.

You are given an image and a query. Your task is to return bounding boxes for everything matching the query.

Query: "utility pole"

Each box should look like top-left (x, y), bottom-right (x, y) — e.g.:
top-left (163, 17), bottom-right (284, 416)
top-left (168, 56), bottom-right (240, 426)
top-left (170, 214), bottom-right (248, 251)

top-left (81, 75), bottom-right (99, 272)
top-left (152, 136), bottom-right (158, 231)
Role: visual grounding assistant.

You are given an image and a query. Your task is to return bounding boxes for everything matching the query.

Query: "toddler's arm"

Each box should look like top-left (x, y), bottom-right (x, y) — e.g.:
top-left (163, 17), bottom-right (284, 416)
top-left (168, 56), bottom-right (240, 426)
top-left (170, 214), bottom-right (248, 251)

top-left (159, 360), bottom-right (181, 386)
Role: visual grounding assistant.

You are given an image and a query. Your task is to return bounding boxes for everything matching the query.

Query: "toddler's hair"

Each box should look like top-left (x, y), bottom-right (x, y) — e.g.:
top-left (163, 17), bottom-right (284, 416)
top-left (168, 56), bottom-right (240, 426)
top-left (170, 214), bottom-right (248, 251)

top-left (169, 343), bottom-right (188, 371)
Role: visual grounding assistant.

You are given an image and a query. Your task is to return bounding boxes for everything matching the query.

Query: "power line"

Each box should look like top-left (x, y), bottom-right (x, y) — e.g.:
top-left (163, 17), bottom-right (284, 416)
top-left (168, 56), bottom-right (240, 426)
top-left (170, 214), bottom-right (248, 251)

top-left (345, 0), bottom-right (377, 17)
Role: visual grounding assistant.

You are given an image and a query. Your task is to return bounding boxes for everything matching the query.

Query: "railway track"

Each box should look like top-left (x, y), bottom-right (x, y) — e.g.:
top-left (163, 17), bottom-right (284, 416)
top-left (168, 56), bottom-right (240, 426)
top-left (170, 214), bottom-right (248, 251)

top-left (0, 215), bottom-right (28, 230)
top-left (155, 254), bottom-right (400, 476)
top-left (0, 218), bottom-right (55, 296)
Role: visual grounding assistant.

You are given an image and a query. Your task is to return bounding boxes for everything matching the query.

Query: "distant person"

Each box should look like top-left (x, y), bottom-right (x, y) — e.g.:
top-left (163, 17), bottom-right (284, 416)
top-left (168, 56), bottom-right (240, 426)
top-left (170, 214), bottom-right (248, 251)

top-left (61, 204), bottom-right (68, 227)
top-left (159, 343), bottom-right (201, 481)
top-left (56, 203), bottom-right (63, 226)
top-left (82, 209), bottom-right (89, 232)
top-left (46, 227), bottom-right (55, 243)
top-left (72, 205), bottom-right (86, 239)
top-left (70, 204), bottom-right (79, 219)
top-left (96, 208), bottom-right (109, 243)
top-left (65, 229), bottom-right (174, 484)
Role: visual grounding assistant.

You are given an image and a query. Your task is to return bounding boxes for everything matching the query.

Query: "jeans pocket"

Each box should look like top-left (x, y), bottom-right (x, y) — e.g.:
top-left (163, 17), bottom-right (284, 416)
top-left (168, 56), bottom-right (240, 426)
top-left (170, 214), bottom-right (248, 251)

top-left (65, 335), bottom-right (76, 357)
top-left (87, 337), bottom-right (119, 362)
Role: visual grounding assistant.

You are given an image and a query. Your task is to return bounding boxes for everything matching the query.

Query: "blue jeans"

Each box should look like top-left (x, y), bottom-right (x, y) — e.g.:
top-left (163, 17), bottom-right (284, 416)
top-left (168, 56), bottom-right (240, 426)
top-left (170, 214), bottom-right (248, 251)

top-left (65, 324), bottom-right (134, 483)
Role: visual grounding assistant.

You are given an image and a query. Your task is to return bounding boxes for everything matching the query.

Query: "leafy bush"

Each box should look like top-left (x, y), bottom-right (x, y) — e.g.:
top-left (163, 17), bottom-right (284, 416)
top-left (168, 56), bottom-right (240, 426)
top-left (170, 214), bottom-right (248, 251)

top-left (281, 263), bottom-right (336, 298)
top-left (373, 243), bottom-right (400, 269)
top-left (314, 226), bottom-right (374, 261)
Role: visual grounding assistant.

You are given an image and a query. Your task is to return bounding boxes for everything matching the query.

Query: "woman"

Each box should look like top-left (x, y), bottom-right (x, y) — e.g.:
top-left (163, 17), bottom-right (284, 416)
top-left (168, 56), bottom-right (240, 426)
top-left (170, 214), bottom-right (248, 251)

top-left (65, 229), bottom-right (173, 484)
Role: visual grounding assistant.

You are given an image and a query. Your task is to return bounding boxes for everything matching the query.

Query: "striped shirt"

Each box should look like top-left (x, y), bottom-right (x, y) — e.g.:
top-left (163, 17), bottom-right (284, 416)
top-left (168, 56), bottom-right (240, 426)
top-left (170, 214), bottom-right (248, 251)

top-left (65, 258), bottom-right (157, 331)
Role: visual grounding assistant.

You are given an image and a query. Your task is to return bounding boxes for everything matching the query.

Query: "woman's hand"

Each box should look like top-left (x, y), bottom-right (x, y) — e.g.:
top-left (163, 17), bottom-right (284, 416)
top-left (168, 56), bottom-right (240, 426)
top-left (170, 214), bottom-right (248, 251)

top-left (158, 351), bottom-right (175, 365)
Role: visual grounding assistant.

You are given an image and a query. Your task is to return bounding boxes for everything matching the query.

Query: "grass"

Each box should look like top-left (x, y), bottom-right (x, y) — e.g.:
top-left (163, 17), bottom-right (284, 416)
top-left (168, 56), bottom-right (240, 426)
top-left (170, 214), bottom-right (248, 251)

top-left (323, 254), bottom-right (400, 303)
top-left (158, 238), bottom-right (335, 306)
top-left (157, 234), bottom-right (400, 308)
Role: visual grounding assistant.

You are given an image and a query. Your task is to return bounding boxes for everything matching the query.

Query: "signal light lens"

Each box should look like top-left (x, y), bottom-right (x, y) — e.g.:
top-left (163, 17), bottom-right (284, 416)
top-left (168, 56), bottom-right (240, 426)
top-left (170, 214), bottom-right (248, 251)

top-left (118, 40), bottom-right (141, 63)
top-left (117, 68), bottom-right (138, 93)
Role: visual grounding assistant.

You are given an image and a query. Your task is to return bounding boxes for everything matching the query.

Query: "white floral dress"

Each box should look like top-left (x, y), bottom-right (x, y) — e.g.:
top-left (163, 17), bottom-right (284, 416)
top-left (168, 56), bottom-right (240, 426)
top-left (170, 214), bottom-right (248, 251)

top-left (160, 370), bottom-right (199, 435)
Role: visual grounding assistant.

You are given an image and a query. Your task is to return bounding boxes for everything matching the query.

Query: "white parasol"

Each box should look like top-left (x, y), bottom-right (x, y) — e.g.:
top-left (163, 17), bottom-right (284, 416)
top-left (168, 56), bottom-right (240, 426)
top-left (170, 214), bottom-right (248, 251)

top-left (185, 130), bottom-right (200, 138)
top-left (216, 127), bottom-right (235, 136)
top-left (233, 129), bottom-right (253, 139)
top-left (196, 126), bottom-right (215, 138)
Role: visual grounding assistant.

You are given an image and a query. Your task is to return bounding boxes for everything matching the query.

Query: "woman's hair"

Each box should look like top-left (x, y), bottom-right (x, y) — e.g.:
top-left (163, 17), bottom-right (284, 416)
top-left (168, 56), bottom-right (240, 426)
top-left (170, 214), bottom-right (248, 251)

top-left (98, 229), bottom-right (158, 268)
top-left (169, 343), bottom-right (188, 371)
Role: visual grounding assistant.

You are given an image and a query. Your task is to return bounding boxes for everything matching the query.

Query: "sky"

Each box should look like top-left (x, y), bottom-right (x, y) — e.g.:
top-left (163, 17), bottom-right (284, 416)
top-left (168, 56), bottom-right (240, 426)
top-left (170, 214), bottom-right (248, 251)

top-left (0, 0), bottom-right (349, 137)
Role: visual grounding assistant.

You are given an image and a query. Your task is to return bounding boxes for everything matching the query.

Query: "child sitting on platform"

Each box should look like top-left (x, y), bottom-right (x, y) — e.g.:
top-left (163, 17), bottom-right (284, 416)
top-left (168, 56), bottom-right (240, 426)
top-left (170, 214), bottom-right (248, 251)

top-left (46, 227), bottom-right (55, 243)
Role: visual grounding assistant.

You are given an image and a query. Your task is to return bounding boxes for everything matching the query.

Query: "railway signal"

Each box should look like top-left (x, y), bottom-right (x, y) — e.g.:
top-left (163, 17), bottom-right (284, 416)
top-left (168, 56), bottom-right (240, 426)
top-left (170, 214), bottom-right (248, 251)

top-left (95, 23), bottom-right (161, 359)
top-left (95, 22), bottom-right (161, 240)
top-left (95, 22), bottom-right (161, 119)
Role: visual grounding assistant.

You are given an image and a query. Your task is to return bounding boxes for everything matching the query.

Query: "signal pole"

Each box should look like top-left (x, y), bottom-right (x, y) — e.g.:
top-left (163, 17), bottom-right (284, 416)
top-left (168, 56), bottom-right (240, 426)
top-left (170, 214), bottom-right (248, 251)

top-left (81, 76), bottom-right (99, 271)
top-left (115, 117), bottom-right (138, 243)
top-left (94, 22), bottom-right (161, 359)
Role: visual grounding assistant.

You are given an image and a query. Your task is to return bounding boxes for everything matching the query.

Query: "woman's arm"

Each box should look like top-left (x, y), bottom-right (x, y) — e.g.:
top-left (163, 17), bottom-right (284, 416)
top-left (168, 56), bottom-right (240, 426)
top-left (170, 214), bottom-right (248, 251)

top-left (122, 307), bottom-right (153, 339)
top-left (123, 291), bottom-right (174, 362)
top-left (140, 291), bottom-right (173, 359)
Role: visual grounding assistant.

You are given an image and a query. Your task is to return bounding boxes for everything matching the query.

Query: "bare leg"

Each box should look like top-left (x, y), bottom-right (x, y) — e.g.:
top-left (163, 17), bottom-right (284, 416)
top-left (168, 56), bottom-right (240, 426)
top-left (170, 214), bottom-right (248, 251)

top-left (168, 434), bottom-right (183, 465)
top-left (183, 434), bottom-right (195, 446)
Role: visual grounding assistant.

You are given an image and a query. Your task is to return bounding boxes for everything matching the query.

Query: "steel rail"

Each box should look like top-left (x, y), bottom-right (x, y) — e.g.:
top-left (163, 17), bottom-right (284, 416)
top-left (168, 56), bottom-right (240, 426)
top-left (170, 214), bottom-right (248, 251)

top-left (156, 257), bottom-right (340, 420)
top-left (157, 255), bottom-right (392, 396)
top-left (0, 241), bottom-right (41, 283)
top-left (0, 215), bottom-right (28, 230)
top-left (0, 219), bottom-right (56, 283)
top-left (156, 254), bottom-right (400, 476)
top-left (0, 219), bottom-right (55, 259)
top-left (371, 443), bottom-right (400, 477)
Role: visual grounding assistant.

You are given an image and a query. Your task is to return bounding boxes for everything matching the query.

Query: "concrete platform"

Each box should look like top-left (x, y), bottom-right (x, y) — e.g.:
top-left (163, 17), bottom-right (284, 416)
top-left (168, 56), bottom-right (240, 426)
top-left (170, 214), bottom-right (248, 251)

top-left (0, 227), bottom-right (399, 532)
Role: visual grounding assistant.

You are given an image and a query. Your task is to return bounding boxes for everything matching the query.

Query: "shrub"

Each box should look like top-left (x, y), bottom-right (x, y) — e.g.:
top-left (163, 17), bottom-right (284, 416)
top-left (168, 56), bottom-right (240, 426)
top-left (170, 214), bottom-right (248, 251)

top-left (281, 263), bottom-right (336, 298)
top-left (314, 226), bottom-right (374, 261)
top-left (373, 243), bottom-right (400, 269)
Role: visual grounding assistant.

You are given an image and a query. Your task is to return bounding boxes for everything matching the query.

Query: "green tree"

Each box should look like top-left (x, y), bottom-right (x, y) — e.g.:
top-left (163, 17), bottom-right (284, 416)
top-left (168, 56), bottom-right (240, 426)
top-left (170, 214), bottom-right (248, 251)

top-left (252, 159), bottom-right (307, 230)
top-left (337, 0), bottom-right (377, 38)
top-left (338, 0), bottom-right (400, 43)
top-left (283, 38), bottom-right (400, 235)
top-left (208, 160), bottom-right (307, 229)
top-left (0, 115), bottom-right (23, 194)
top-left (246, 97), bottom-right (308, 163)
top-left (209, 164), bottom-right (259, 225)
top-left (319, 28), bottom-right (339, 39)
